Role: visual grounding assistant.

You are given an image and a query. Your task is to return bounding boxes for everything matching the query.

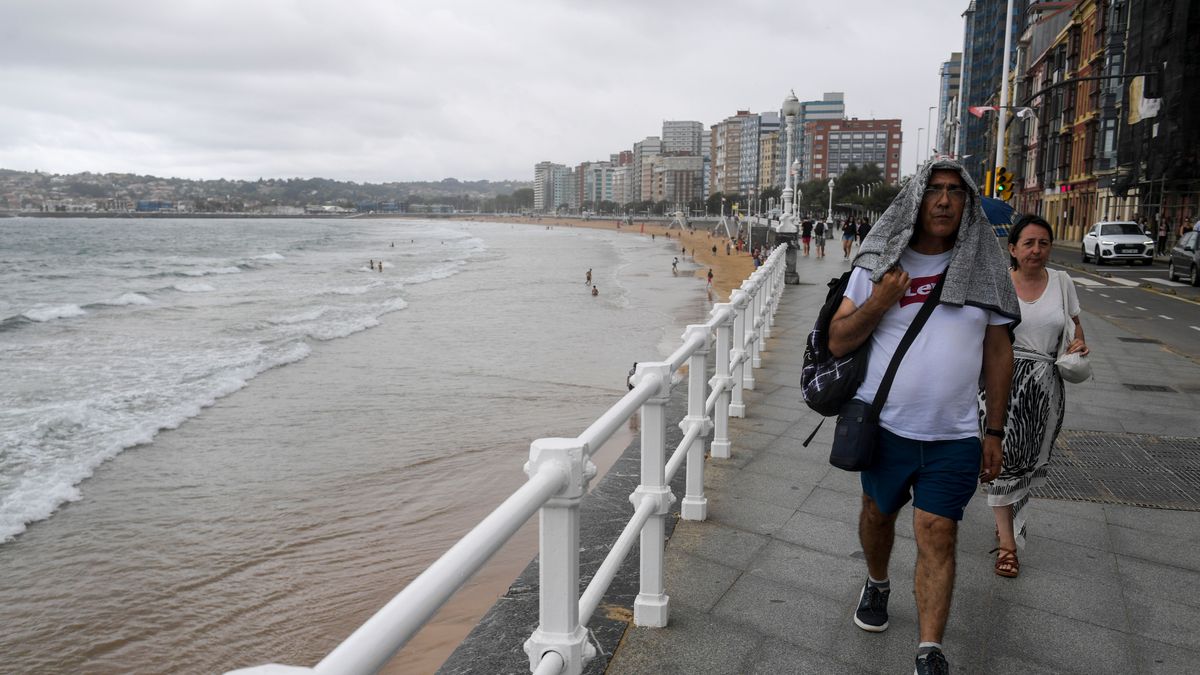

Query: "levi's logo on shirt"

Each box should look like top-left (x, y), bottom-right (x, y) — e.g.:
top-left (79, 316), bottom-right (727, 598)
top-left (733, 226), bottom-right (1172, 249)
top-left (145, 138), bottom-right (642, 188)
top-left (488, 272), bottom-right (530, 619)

top-left (898, 274), bottom-right (942, 307)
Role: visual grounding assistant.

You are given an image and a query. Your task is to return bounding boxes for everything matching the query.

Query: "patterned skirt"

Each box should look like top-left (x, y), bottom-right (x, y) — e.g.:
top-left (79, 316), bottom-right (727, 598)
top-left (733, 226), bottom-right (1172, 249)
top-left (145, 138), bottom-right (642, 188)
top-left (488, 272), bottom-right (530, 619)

top-left (982, 346), bottom-right (1064, 548)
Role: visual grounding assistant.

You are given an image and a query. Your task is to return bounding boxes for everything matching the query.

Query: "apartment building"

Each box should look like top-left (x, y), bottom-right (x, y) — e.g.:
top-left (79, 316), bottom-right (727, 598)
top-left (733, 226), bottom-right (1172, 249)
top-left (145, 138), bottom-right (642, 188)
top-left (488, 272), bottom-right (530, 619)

top-left (802, 118), bottom-right (903, 183)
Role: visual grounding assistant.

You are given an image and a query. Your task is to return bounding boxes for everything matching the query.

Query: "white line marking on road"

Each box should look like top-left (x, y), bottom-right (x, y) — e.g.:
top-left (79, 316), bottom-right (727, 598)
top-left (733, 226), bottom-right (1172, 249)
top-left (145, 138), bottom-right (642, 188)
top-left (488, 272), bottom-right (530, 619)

top-left (1109, 277), bottom-right (1140, 287)
top-left (1159, 315), bottom-right (1174, 320)
top-left (1072, 277), bottom-right (1105, 286)
top-left (1100, 293), bottom-right (1110, 298)
top-left (1135, 306), bottom-right (1148, 311)
top-left (1192, 326), bottom-right (1200, 333)
top-left (1144, 277), bottom-right (1187, 287)
top-left (1116, 299), bottom-right (1127, 304)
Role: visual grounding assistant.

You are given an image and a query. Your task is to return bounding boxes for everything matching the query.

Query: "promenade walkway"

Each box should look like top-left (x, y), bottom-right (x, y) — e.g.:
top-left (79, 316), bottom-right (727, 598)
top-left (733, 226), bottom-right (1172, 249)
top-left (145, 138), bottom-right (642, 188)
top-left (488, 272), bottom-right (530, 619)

top-left (606, 252), bottom-right (1200, 674)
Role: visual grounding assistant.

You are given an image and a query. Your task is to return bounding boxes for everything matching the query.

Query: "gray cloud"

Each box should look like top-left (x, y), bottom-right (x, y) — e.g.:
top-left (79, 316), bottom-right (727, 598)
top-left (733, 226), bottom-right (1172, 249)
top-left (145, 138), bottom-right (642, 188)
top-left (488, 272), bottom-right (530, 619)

top-left (0, 0), bottom-right (966, 182)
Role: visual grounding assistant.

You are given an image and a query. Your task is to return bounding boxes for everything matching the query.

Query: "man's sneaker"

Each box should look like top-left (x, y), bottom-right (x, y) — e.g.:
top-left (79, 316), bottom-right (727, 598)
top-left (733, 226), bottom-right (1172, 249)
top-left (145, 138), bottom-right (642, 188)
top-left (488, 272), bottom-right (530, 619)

top-left (914, 648), bottom-right (949, 675)
top-left (852, 580), bottom-right (889, 632)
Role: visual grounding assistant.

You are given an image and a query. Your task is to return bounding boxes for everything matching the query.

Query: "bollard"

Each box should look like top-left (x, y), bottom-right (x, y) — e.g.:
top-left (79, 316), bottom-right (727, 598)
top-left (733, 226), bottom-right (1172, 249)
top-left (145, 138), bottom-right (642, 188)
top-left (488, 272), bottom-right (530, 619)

top-left (680, 325), bottom-right (712, 521)
top-left (523, 438), bottom-right (598, 675)
top-left (629, 362), bottom-right (674, 627)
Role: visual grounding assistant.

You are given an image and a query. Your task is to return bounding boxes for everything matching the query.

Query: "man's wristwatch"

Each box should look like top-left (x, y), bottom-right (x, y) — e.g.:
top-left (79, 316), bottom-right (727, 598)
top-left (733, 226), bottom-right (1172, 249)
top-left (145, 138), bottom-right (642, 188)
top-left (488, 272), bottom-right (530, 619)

top-left (985, 427), bottom-right (1005, 440)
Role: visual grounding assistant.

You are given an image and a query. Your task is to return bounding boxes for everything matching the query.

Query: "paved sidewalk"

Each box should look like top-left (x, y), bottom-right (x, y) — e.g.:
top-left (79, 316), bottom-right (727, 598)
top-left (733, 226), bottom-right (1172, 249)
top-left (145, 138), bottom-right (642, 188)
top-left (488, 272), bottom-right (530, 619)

top-left (606, 252), bottom-right (1200, 674)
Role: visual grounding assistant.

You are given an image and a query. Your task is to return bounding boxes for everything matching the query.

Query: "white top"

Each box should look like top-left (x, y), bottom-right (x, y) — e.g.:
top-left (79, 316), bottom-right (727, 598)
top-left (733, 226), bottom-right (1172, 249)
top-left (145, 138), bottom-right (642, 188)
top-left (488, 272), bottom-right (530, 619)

top-left (845, 248), bottom-right (1014, 441)
top-left (1012, 269), bottom-right (1079, 355)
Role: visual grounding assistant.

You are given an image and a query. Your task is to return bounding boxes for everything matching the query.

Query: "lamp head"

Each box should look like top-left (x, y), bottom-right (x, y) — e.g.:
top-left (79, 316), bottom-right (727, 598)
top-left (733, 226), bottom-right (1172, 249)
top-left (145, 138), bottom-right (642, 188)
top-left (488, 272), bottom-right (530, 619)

top-left (782, 90), bottom-right (801, 117)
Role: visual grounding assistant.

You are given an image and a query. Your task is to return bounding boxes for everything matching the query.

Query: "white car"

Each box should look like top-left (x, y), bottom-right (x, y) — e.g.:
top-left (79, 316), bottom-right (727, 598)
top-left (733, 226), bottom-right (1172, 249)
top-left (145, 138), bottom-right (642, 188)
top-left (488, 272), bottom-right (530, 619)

top-left (1081, 221), bottom-right (1155, 265)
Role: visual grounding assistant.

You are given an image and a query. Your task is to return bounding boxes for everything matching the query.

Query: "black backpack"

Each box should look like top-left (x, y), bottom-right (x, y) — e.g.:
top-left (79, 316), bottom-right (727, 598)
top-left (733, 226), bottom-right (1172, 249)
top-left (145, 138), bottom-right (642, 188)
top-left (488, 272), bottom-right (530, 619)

top-left (814, 221), bottom-right (826, 236)
top-left (800, 271), bottom-right (869, 417)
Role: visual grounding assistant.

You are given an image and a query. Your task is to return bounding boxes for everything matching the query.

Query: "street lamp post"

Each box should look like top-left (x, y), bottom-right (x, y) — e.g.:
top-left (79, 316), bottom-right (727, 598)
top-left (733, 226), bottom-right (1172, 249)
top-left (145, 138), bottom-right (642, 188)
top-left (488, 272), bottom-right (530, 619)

top-left (916, 128), bottom-right (925, 172)
top-left (826, 178), bottom-right (835, 223)
top-left (926, 105), bottom-right (936, 161)
top-left (777, 91), bottom-right (802, 284)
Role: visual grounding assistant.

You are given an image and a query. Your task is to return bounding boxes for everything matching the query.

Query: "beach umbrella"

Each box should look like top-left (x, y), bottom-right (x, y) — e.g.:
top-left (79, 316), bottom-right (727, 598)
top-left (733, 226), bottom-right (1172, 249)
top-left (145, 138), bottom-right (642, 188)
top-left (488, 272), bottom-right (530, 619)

top-left (981, 196), bottom-right (1015, 238)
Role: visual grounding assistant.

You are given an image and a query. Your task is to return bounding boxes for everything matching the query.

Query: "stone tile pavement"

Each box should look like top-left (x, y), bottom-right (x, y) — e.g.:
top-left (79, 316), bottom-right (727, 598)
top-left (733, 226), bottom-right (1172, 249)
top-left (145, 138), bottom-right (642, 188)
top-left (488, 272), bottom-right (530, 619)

top-left (605, 252), bottom-right (1200, 675)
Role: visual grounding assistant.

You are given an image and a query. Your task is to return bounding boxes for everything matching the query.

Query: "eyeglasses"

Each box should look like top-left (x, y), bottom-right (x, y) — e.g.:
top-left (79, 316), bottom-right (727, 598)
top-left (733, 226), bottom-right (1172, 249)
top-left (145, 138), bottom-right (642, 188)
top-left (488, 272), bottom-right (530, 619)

top-left (922, 185), bottom-right (968, 202)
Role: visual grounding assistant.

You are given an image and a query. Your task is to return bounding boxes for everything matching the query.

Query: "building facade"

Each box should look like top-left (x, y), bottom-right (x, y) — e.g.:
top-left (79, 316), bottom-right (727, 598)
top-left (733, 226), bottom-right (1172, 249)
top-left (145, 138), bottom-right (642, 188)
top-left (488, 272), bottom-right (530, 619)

top-left (803, 119), bottom-right (903, 183)
top-left (936, 53), bottom-right (962, 155)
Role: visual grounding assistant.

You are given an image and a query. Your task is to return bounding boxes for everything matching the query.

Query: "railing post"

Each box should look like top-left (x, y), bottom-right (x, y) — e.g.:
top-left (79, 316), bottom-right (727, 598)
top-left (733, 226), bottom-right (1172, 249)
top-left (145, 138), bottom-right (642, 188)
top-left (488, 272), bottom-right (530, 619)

top-left (629, 362), bottom-right (674, 627)
top-left (760, 265), bottom-right (773, 341)
top-left (728, 290), bottom-right (748, 418)
top-left (523, 438), bottom-right (598, 675)
top-left (680, 325), bottom-right (713, 521)
top-left (709, 304), bottom-right (733, 458)
top-left (742, 280), bottom-right (759, 386)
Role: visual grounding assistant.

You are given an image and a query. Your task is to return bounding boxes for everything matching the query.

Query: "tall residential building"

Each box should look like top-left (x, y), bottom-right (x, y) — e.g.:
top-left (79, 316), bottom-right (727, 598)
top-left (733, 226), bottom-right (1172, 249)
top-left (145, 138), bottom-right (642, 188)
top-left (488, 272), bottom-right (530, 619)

top-left (700, 128), bottom-right (712, 201)
top-left (936, 53), bottom-right (962, 156)
top-left (610, 164), bottom-right (633, 206)
top-left (802, 119), bottom-right (903, 183)
top-left (662, 120), bottom-right (704, 155)
top-left (631, 136), bottom-right (661, 202)
top-left (957, 0), bottom-right (1029, 184)
top-left (533, 161), bottom-right (569, 212)
top-left (578, 161), bottom-right (614, 207)
top-left (783, 92), bottom-right (846, 183)
top-left (710, 111), bottom-right (755, 196)
top-left (650, 153), bottom-right (704, 207)
top-left (759, 129), bottom-right (782, 191)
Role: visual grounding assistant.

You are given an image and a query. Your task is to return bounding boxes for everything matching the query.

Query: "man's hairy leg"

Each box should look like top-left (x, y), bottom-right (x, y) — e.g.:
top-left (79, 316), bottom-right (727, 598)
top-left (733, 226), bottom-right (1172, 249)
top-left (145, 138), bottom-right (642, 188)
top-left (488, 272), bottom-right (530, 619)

top-left (913, 507), bottom-right (958, 643)
top-left (859, 494), bottom-right (898, 580)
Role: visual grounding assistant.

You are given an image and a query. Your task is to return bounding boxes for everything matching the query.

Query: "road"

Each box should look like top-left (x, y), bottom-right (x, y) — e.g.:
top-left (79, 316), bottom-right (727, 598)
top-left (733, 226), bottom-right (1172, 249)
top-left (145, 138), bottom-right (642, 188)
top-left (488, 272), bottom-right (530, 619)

top-left (1047, 243), bottom-right (1200, 361)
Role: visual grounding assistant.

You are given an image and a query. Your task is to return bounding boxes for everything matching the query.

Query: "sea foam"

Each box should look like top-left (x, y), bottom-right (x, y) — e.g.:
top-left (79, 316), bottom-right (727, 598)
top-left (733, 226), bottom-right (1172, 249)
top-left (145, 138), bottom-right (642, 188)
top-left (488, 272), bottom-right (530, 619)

top-left (23, 305), bottom-right (86, 322)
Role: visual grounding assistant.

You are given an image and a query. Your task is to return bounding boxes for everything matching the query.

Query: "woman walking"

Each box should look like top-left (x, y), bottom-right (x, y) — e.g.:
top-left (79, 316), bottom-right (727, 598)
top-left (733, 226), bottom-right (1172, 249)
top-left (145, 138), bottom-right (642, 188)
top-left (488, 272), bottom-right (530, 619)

top-left (841, 219), bottom-right (856, 259)
top-left (987, 214), bottom-right (1088, 578)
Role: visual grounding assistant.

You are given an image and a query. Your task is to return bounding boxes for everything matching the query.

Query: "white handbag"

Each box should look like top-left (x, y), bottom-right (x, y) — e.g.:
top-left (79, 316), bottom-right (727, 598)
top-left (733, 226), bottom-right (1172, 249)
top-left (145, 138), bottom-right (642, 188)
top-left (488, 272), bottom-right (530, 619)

top-left (1053, 271), bottom-right (1091, 383)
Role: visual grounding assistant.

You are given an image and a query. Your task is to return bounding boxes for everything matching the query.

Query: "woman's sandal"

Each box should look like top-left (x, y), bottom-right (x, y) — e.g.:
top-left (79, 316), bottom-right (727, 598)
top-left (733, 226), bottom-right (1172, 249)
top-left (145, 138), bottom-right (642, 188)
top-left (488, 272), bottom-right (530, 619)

top-left (990, 547), bottom-right (1019, 578)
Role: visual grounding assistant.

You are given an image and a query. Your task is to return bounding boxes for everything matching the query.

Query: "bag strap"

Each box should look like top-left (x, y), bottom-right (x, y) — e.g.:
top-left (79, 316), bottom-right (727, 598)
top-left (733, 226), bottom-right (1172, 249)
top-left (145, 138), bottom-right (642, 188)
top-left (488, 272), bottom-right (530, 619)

top-left (1058, 270), bottom-right (1074, 354)
top-left (869, 269), bottom-right (947, 418)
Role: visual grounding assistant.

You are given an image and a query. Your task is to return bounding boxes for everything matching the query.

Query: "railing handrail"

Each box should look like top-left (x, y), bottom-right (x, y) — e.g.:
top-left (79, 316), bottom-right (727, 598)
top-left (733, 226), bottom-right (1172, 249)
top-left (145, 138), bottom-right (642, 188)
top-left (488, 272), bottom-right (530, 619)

top-left (228, 243), bottom-right (789, 675)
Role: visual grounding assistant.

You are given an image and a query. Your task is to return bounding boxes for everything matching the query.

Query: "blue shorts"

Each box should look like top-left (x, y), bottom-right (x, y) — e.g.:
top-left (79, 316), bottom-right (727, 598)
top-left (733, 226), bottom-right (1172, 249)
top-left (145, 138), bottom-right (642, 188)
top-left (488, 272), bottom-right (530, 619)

top-left (861, 428), bottom-right (981, 521)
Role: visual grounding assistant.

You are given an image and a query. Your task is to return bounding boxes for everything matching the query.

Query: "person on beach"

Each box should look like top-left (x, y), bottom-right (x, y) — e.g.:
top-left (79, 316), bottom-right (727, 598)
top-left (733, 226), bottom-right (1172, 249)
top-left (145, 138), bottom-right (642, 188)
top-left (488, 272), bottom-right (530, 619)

top-left (591, 285), bottom-right (599, 297)
top-left (672, 257), bottom-right (679, 275)
top-left (985, 213), bottom-right (1087, 579)
top-left (801, 220), bottom-right (813, 256)
top-left (842, 219), bottom-right (857, 259)
top-left (814, 220), bottom-right (827, 258)
top-left (706, 268), bottom-right (713, 288)
top-left (827, 159), bottom-right (1017, 675)
top-left (586, 268), bottom-right (592, 285)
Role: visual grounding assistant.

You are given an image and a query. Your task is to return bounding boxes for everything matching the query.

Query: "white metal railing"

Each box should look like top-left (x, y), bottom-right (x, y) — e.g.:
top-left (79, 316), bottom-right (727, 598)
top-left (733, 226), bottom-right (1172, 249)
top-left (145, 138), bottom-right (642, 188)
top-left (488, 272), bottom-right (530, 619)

top-left (228, 244), bottom-right (789, 675)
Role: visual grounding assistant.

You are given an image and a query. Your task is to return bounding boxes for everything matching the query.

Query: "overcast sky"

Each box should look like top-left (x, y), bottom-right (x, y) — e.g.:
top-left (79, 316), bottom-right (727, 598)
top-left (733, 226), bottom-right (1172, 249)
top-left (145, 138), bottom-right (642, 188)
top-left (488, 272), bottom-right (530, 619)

top-left (0, 1), bottom-right (968, 184)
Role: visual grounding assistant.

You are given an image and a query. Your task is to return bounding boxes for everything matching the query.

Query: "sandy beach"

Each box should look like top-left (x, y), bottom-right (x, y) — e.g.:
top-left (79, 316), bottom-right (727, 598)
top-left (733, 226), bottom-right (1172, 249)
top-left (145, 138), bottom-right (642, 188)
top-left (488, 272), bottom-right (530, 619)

top-left (460, 215), bottom-right (758, 303)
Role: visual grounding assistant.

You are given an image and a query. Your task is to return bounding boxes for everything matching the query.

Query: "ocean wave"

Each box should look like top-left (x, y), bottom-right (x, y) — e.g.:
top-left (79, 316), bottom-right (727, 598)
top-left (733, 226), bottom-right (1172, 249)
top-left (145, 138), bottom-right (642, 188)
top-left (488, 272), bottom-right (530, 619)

top-left (326, 284), bottom-right (375, 296)
top-left (23, 304), bottom-right (86, 322)
top-left (0, 340), bottom-right (314, 544)
top-left (273, 307), bottom-right (330, 324)
top-left (174, 282), bottom-right (215, 293)
top-left (97, 293), bottom-right (153, 307)
top-left (181, 266), bottom-right (241, 277)
top-left (253, 252), bottom-right (285, 261)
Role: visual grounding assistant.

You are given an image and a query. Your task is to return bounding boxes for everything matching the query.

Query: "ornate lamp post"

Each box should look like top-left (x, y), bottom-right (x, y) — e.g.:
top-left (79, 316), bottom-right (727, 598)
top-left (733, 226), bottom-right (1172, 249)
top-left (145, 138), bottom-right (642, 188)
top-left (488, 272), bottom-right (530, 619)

top-left (775, 91), bottom-right (802, 284)
top-left (827, 178), bottom-right (835, 223)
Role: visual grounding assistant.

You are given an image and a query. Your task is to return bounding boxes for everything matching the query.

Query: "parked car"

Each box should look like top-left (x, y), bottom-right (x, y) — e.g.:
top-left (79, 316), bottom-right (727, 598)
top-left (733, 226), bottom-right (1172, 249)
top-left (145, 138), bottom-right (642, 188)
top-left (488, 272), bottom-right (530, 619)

top-left (1080, 221), bottom-right (1155, 265)
top-left (1167, 231), bottom-right (1199, 286)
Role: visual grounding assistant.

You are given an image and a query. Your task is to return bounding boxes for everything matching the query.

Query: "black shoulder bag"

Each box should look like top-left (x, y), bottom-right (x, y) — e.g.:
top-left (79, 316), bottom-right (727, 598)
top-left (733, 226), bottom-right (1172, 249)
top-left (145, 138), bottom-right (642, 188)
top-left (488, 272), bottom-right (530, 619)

top-left (829, 271), bottom-right (946, 471)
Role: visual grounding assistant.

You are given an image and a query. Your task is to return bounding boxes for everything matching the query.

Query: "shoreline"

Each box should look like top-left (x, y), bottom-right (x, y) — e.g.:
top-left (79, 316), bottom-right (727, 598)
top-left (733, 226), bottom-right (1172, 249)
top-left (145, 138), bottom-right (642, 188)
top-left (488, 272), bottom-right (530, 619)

top-left (459, 214), bottom-right (757, 303)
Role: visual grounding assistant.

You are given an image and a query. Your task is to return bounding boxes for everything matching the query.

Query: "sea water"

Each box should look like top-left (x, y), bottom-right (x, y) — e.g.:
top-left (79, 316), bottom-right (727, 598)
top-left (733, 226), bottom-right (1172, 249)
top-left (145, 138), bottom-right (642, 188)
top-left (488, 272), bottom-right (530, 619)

top-left (0, 216), bottom-right (708, 672)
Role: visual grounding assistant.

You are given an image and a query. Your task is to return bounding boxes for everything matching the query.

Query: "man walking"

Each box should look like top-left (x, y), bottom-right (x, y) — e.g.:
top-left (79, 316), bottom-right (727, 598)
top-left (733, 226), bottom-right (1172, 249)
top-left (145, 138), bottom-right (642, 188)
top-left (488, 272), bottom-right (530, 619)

top-left (827, 160), bottom-right (1018, 674)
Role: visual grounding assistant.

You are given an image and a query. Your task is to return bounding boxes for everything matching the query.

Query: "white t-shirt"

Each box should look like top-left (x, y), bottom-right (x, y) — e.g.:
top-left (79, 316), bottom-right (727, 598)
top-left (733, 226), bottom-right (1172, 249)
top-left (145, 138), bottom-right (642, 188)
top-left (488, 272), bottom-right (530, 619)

top-left (844, 248), bottom-right (1014, 441)
top-left (1012, 269), bottom-right (1079, 355)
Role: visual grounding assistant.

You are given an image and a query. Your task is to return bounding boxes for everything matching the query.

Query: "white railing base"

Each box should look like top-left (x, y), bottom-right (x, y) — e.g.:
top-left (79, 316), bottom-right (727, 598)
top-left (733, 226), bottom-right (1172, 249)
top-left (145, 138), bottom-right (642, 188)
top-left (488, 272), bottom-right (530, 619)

top-left (524, 626), bottom-right (593, 675)
top-left (728, 403), bottom-right (745, 418)
top-left (633, 591), bottom-right (670, 627)
top-left (710, 440), bottom-right (731, 459)
top-left (680, 496), bottom-right (708, 521)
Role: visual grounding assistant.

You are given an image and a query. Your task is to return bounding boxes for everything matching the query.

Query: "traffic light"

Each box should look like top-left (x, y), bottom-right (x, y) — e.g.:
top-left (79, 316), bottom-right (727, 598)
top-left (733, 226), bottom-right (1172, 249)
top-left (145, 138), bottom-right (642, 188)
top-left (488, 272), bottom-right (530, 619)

top-left (994, 167), bottom-right (1014, 201)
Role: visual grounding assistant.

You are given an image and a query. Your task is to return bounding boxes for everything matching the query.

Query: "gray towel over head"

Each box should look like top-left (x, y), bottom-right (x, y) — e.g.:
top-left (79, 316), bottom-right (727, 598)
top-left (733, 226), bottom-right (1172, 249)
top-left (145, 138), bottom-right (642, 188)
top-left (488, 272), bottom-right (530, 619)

top-left (852, 158), bottom-right (1020, 321)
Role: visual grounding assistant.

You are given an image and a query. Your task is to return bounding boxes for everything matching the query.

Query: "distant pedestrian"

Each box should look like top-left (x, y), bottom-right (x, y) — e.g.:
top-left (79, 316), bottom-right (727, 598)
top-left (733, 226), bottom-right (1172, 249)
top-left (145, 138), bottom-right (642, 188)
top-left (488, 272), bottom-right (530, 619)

top-left (591, 285), bottom-right (599, 297)
top-left (842, 220), bottom-right (857, 259)
top-left (857, 218), bottom-right (871, 244)
top-left (1156, 219), bottom-right (1168, 255)
top-left (711, 244), bottom-right (717, 256)
top-left (706, 268), bottom-right (713, 288)
top-left (586, 268), bottom-right (592, 285)
top-left (814, 220), bottom-right (827, 258)
top-left (801, 220), bottom-right (813, 256)
top-left (672, 257), bottom-right (679, 274)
